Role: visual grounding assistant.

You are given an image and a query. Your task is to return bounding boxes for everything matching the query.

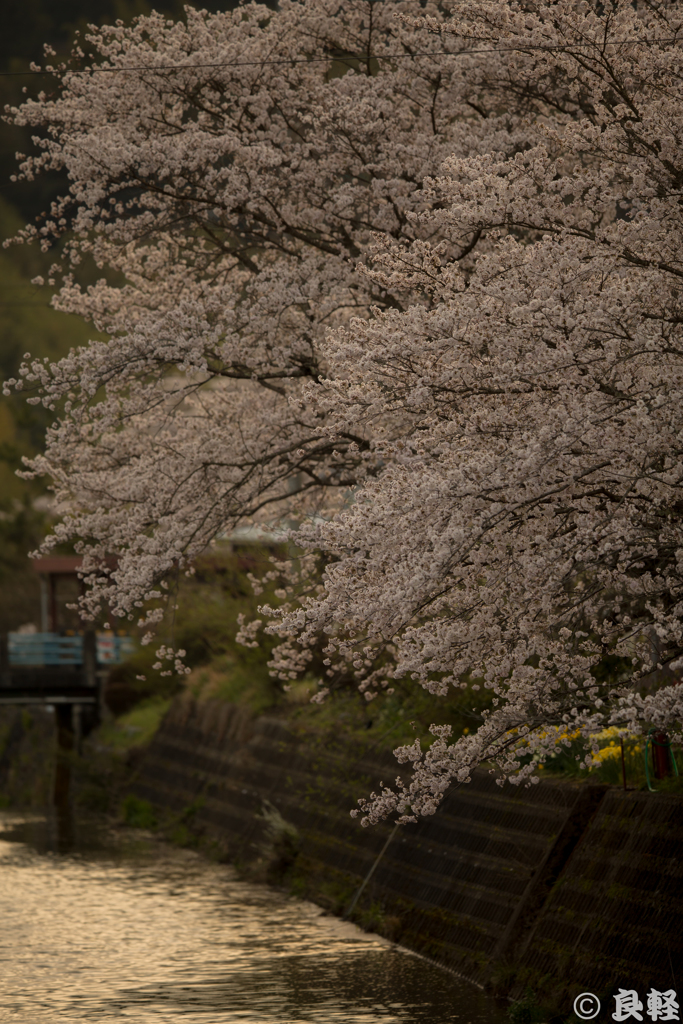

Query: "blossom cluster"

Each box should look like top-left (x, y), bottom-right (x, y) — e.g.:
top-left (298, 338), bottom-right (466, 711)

top-left (5, 0), bottom-right (683, 821)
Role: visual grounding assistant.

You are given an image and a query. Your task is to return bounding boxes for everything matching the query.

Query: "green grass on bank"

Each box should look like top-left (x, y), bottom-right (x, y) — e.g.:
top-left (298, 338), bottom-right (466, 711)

top-left (104, 545), bottom-right (288, 709)
top-left (283, 678), bottom-right (485, 751)
top-left (98, 697), bottom-right (172, 752)
top-left (183, 658), bottom-right (283, 717)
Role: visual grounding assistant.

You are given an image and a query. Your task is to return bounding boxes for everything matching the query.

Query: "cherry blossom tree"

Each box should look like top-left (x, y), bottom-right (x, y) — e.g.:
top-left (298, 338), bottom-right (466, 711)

top-left (5, 0), bottom-right (683, 821)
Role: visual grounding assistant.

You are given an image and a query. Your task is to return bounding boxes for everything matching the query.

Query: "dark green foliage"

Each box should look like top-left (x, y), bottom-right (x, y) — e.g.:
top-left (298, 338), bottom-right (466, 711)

top-left (285, 670), bottom-right (496, 756)
top-left (508, 990), bottom-right (547, 1024)
top-left (121, 795), bottom-right (158, 829)
top-left (107, 546), bottom-right (288, 710)
top-left (264, 824), bottom-right (301, 887)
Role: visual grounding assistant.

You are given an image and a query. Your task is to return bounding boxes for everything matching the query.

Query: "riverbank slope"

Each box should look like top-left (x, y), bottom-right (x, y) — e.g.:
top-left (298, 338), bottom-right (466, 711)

top-left (130, 695), bottom-right (683, 1009)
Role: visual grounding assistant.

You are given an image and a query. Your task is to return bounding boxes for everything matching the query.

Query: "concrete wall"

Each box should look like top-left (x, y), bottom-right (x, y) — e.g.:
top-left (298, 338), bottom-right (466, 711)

top-left (0, 705), bottom-right (54, 807)
top-left (515, 789), bottom-right (683, 999)
top-left (133, 696), bottom-right (683, 1003)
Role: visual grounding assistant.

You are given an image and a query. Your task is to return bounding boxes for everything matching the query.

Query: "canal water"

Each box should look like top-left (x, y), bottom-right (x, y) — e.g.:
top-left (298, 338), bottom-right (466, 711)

top-left (0, 811), bottom-right (508, 1023)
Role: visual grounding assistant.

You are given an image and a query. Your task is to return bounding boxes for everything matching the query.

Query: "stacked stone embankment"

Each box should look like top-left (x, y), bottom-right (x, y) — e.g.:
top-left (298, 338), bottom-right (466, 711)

top-left (133, 696), bottom-right (683, 1004)
top-left (515, 789), bottom-right (683, 998)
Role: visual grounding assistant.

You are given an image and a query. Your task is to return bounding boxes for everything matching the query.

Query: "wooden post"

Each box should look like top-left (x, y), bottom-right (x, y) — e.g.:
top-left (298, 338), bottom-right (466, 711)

top-left (0, 634), bottom-right (8, 688)
top-left (53, 703), bottom-right (74, 809)
top-left (82, 630), bottom-right (97, 689)
top-left (53, 703), bottom-right (75, 850)
top-left (652, 731), bottom-right (673, 779)
top-left (48, 574), bottom-right (57, 632)
top-left (620, 735), bottom-right (627, 791)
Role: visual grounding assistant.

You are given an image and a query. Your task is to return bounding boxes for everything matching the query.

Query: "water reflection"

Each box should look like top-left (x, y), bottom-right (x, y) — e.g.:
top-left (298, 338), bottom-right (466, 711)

top-left (0, 812), bottom-right (507, 1023)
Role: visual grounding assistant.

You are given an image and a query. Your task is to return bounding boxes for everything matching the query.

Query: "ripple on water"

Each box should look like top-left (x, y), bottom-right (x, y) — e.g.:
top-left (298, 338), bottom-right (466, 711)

top-left (0, 812), bottom-right (507, 1023)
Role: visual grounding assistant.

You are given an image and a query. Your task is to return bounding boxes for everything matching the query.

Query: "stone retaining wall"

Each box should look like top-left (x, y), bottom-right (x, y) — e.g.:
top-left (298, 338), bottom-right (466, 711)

top-left (133, 696), bottom-right (683, 1006)
top-left (515, 789), bottom-right (683, 999)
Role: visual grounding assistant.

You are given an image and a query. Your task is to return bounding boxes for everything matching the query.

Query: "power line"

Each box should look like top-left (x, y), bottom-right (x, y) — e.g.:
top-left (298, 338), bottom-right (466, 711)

top-left (0, 36), bottom-right (679, 78)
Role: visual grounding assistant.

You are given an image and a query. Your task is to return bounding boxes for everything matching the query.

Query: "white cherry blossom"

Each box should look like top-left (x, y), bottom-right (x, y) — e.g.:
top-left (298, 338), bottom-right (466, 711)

top-left (5, 0), bottom-right (683, 821)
